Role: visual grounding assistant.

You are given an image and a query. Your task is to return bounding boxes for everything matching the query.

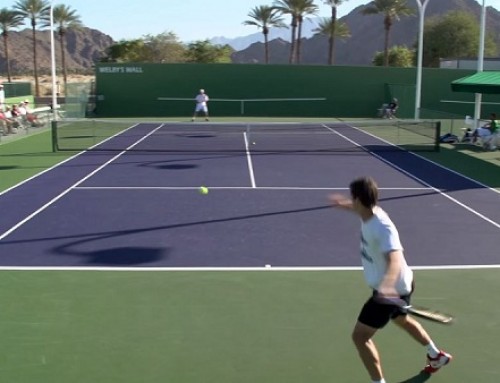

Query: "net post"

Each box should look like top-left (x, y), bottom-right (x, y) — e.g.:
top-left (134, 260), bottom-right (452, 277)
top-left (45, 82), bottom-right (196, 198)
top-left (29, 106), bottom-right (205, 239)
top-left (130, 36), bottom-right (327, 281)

top-left (51, 119), bottom-right (58, 152)
top-left (435, 121), bottom-right (441, 152)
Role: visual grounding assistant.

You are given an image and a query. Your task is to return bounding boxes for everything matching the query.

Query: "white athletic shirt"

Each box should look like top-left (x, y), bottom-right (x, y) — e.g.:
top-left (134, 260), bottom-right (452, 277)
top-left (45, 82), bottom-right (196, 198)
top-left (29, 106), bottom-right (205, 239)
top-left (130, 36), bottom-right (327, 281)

top-left (360, 207), bottom-right (413, 295)
top-left (195, 93), bottom-right (209, 106)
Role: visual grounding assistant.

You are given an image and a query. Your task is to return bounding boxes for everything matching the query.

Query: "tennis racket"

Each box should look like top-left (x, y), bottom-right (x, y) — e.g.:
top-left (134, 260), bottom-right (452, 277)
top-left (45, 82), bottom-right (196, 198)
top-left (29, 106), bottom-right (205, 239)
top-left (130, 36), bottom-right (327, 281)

top-left (375, 296), bottom-right (454, 325)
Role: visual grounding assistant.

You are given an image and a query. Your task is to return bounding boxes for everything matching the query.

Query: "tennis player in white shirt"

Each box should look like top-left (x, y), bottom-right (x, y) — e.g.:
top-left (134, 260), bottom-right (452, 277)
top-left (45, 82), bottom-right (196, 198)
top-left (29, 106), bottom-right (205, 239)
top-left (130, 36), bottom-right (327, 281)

top-left (191, 89), bottom-right (209, 121)
top-left (329, 176), bottom-right (451, 383)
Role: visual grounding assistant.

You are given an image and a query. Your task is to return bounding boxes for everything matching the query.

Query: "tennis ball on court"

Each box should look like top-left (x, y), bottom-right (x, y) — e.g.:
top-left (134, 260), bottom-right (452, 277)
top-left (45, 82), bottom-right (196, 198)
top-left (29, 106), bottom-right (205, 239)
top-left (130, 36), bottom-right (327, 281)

top-left (199, 186), bottom-right (209, 195)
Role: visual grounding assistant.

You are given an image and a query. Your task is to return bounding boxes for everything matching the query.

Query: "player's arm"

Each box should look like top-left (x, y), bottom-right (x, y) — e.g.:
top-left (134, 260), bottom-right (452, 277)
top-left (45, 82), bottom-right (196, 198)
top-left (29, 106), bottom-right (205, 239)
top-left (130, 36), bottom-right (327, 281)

top-left (329, 193), bottom-right (354, 210)
top-left (377, 249), bottom-right (403, 297)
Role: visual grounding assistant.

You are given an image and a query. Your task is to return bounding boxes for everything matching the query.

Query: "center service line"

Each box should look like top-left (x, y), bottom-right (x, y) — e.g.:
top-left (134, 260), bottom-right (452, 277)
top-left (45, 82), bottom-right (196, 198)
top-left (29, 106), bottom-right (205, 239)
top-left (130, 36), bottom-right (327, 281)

top-left (244, 131), bottom-right (257, 188)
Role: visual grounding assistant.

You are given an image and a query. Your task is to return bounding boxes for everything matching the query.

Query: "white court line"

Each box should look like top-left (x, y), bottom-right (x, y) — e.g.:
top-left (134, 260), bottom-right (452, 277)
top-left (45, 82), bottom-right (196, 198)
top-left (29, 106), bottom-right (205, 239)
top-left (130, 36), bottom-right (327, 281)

top-left (346, 124), bottom-right (500, 196)
top-left (73, 186), bottom-right (433, 190)
top-left (326, 125), bottom-right (500, 230)
top-left (243, 131), bottom-right (257, 188)
top-left (0, 123), bottom-right (141, 197)
top-left (0, 265), bottom-right (499, 271)
top-left (0, 124), bottom-right (164, 241)
top-left (1, 123), bottom-right (498, 271)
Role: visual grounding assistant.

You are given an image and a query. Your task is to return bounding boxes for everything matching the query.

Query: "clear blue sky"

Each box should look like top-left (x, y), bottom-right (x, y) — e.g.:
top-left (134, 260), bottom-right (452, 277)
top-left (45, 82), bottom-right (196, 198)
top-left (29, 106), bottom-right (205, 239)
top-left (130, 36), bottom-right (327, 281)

top-left (54, 0), bottom-right (494, 43)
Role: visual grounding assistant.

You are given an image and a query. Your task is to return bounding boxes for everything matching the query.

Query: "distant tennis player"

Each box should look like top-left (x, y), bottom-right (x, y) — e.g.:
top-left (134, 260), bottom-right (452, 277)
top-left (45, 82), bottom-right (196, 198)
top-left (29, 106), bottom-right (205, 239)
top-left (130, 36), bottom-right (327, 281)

top-left (192, 88), bottom-right (209, 121)
top-left (329, 176), bottom-right (452, 383)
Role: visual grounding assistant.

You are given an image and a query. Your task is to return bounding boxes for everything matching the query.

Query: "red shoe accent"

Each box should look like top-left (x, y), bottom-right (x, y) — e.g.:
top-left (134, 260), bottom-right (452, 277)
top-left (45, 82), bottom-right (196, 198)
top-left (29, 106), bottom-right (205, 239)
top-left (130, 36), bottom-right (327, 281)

top-left (423, 350), bottom-right (452, 374)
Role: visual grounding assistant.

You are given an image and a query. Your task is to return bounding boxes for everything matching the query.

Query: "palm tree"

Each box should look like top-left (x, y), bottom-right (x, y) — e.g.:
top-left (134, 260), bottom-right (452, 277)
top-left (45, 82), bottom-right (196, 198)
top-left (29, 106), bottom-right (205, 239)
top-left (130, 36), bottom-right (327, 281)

top-left (294, 0), bottom-right (318, 64)
top-left (42, 4), bottom-right (82, 92)
top-left (273, 0), bottom-right (300, 64)
top-left (362, 0), bottom-right (414, 67)
top-left (0, 8), bottom-right (24, 82)
top-left (313, 18), bottom-right (351, 64)
top-left (322, 0), bottom-right (348, 65)
top-left (14, 0), bottom-right (50, 97)
top-left (243, 5), bottom-right (286, 64)
top-left (274, 0), bottom-right (319, 64)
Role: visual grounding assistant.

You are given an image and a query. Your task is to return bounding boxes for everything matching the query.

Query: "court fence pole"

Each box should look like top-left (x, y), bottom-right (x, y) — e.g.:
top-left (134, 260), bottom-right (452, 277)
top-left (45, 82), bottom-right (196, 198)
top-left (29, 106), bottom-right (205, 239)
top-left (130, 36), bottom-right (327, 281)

top-left (51, 120), bottom-right (57, 153)
top-left (474, 0), bottom-right (486, 129)
top-left (414, 0), bottom-right (430, 120)
top-left (49, 1), bottom-right (58, 121)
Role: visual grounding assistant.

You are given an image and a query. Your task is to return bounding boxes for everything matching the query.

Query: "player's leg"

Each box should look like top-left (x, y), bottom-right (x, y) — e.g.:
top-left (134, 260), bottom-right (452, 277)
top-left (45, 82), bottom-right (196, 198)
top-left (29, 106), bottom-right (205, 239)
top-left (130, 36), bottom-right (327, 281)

top-left (392, 312), bottom-right (452, 373)
top-left (354, 296), bottom-right (396, 382)
top-left (392, 314), bottom-right (431, 345)
top-left (192, 104), bottom-right (200, 121)
top-left (352, 321), bottom-right (385, 382)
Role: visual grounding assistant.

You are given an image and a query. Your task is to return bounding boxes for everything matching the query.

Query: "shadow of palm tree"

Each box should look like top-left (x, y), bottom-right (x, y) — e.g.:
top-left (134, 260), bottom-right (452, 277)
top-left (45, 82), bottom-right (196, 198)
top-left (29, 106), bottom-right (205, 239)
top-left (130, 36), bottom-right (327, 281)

top-left (398, 371), bottom-right (431, 383)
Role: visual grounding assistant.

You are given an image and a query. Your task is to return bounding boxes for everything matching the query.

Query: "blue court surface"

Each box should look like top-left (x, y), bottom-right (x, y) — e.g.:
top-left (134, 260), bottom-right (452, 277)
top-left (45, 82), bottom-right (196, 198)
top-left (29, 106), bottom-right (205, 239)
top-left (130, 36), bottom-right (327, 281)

top-left (2, 121), bottom-right (500, 383)
top-left (1, 122), bottom-right (499, 269)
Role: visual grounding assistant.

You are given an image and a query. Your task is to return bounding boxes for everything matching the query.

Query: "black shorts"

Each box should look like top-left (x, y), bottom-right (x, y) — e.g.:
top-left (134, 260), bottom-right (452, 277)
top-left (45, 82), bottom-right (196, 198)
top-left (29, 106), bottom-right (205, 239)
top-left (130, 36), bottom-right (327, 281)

top-left (357, 288), bottom-right (413, 329)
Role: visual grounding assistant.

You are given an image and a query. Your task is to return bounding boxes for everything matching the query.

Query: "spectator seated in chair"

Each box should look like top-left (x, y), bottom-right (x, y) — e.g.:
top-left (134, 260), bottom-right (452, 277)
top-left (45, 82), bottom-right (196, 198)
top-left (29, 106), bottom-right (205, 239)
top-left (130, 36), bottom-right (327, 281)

top-left (26, 112), bottom-right (43, 127)
top-left (471, 113), bottom-right (499, 150)
top-left (0, 106), bottom-right (15, 135)
top-left (383, 98), bottom-right (399, 119)
top-left (19, 101), bottom-right (43, 128)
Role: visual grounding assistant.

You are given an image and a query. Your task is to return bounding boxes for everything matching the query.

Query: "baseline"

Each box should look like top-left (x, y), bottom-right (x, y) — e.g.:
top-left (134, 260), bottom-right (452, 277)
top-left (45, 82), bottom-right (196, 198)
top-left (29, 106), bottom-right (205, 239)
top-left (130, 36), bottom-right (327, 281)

top-left (0, 265), bottom-right (499, 271)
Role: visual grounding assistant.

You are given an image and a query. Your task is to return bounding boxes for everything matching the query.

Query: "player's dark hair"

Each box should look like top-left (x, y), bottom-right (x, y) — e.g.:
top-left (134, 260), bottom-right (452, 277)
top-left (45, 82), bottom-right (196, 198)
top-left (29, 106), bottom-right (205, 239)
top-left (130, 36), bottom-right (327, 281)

top-left (349, 177), bottom-right (378, 208)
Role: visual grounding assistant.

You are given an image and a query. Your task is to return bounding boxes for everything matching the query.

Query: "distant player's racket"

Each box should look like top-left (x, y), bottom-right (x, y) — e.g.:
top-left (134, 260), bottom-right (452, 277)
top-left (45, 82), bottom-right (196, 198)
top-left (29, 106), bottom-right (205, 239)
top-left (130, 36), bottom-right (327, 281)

top-left (375, 296), bottom-right (454, 325)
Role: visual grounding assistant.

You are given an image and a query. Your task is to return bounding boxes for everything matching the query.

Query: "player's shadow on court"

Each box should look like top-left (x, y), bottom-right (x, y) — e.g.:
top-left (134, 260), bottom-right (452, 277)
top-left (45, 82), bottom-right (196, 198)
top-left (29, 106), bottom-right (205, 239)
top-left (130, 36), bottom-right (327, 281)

top-left (159, 164), bottom-right (198, 170)
top-left (398, 371), bottom-right (431, 383)
top-left (51, 242), bottom-right (168, 266)
top-left (84, 246), bottom-right (167, 265)
top-left (136, 153), bottom-right (247, 170)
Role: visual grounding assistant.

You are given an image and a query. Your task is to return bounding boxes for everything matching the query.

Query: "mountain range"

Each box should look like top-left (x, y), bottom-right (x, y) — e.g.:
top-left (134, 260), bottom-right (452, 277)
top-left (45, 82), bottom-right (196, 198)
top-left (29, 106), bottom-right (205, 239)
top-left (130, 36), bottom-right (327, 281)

top-left (210, 18), bottom-right (320, 51)
top-left (231, 0), bottom-right (500, 65)
top-left (0, 0), bottom-right (499, 75)
top-left (0, 27), bottom-right (113, 75)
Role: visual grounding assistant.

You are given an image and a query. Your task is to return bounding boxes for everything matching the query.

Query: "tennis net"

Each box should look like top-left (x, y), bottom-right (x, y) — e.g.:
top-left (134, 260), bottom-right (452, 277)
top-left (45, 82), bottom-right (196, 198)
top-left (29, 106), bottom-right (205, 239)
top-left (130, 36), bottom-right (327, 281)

top-left (156, 97), bottom-right (328, 116)
top-left (52, 118), bottom-right (440, 153)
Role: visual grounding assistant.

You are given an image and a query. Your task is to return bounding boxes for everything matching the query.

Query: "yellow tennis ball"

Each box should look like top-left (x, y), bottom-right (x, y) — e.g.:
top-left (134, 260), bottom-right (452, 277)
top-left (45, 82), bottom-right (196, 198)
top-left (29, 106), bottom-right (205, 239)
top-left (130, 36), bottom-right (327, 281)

top-left (199, 186), bottom-right (209, 195)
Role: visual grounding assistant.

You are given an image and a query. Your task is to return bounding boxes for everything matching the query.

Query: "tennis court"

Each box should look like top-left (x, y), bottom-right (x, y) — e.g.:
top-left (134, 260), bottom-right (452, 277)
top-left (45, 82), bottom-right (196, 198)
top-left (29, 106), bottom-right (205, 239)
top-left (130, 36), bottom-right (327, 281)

top-left (1, 119), bottom-right (499, 383)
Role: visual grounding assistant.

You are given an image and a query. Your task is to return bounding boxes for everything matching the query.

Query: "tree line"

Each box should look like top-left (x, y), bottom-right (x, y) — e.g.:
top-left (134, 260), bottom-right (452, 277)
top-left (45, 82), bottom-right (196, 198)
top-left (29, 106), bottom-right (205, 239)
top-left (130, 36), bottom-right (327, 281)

top-left (1, 0), bottom-right (498, 97)
top-left (242, 0), bottom-right (498, 67)
top-left (1, 0), bottom-right (83, 96)
top-left (0, 0), bottom-right (234, 96)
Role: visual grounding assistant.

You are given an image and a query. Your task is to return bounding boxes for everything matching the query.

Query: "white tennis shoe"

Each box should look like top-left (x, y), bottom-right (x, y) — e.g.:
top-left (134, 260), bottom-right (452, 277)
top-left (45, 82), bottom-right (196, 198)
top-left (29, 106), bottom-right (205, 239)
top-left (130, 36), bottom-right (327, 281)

top-left (423, 350), bottom-right (452, 373)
